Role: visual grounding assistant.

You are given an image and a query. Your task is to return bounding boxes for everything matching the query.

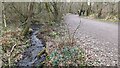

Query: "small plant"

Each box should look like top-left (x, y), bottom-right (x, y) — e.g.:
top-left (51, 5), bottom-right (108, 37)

top-left (46, 46), bottom-right (85, 66)
top-left (49, 31), bottom-right (59, 38)
top-left (58, 19), bottom-right (81, 48)
top-left (44, 19), bottom-right (86, 66)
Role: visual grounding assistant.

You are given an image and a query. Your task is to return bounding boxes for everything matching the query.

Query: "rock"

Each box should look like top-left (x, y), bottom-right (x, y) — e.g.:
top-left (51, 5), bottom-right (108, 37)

top-left (106, 42), bottom-right (110, 44)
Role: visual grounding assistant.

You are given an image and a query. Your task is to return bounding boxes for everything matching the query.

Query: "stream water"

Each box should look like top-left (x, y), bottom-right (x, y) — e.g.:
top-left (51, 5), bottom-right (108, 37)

top-left (17, 24), bottom-right (46, 66)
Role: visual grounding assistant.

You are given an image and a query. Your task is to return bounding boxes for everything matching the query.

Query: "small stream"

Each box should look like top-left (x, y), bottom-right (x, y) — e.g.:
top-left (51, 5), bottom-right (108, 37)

top-left (17, 24), bottom-right (46, 66)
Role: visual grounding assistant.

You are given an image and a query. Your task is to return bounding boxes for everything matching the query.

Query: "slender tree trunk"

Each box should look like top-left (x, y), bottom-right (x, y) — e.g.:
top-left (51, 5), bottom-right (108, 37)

top-left (2, 2), bottom-right (7, 31)
top-left (52, 2), bottom-right (59, 22)
top-left (21, 2), bottom-right (34, 36)
top-left (86, 3), bottom-right (91, 16)
top-left (98, 8), bottom-right (102, 18)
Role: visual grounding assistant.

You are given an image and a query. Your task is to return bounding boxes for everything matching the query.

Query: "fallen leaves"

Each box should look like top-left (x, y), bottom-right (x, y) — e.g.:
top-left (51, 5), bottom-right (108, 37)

top-left (1, 28), bottom-right (31, 66)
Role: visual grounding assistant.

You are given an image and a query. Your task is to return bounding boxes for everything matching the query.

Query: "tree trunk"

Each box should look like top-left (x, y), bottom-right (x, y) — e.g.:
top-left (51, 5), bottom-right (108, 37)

top-left (51, 2), bottom-right (59, 22)
top-left (21, 2), bottom-right (34, 36)
top-left (2, 2), bottom-right (7, 31)
top-left (98, 8), bottom-right (102, 18)
top-left (86, 3), bottom-right (91, 16)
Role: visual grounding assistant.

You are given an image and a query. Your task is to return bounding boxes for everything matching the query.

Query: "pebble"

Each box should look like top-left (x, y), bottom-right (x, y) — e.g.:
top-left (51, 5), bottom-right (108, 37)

top-left (83, 44), bottom-right (86, 46)
top-left (95, 54), bottom-right (97, 57)
top-left (82, 40), bottom-right (85, 43)
top-left (92, 40), bottom-right (95, 43)
top-left (112, 61), bottom-right (116, 64)
top-left (87, 40), bottom-right (91, 42)
top-left (86, 42), bottom-right (90, 45)
top-left (85, 36), bottom-right (88, 38)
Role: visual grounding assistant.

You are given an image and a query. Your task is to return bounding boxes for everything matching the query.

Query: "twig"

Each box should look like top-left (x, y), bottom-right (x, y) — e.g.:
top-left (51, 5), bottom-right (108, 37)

top-left (72, 19), bottom-right (81, 41)
top-left (65, 23), bottom-right (72, 43)
top-left (8, 44), bottom-right (16, 67)
top-left (64, 18), bottom-right (81, 45)
top-left (11, 3), bottom-right (26, 19)
top-left (10, 44), bottom-right (16, 56)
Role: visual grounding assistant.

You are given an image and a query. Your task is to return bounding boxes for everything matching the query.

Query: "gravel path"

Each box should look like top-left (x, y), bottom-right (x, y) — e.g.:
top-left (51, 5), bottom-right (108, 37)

top-left (63, 13), bottom-right (118, 66)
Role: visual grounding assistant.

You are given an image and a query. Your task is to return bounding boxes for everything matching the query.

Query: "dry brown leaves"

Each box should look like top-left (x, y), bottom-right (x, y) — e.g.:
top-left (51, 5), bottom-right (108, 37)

top-left (0, 30), bottom-right (21, 46)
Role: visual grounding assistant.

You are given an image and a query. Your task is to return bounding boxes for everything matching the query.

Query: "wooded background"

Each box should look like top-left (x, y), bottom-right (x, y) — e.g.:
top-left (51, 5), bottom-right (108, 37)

top-left (0, 2), bottom-right (118, 67)
top-left (1, 2), bottom-right (118, 35)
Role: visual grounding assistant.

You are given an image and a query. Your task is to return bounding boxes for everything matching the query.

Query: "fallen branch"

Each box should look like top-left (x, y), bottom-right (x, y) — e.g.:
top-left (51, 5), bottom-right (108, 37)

top-left (8, 44), bottom-right (16, 67)
top-left (10, 44), bottom-right (16, 56)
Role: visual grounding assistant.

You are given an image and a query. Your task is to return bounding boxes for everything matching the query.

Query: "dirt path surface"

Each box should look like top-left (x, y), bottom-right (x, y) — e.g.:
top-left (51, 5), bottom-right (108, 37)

top-left (63, 13), bottom-right (118, 66)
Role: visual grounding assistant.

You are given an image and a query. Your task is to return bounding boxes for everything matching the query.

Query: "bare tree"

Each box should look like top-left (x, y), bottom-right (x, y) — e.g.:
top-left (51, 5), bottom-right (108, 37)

top-left (21, 2), bottom-right (34, 36)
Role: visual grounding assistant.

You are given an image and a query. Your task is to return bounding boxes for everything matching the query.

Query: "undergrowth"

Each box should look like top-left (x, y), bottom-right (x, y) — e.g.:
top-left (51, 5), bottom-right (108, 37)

top-left (0, 27), bottom-right (30, 66)
top-left (42, 20), bottom-right (86, 66)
